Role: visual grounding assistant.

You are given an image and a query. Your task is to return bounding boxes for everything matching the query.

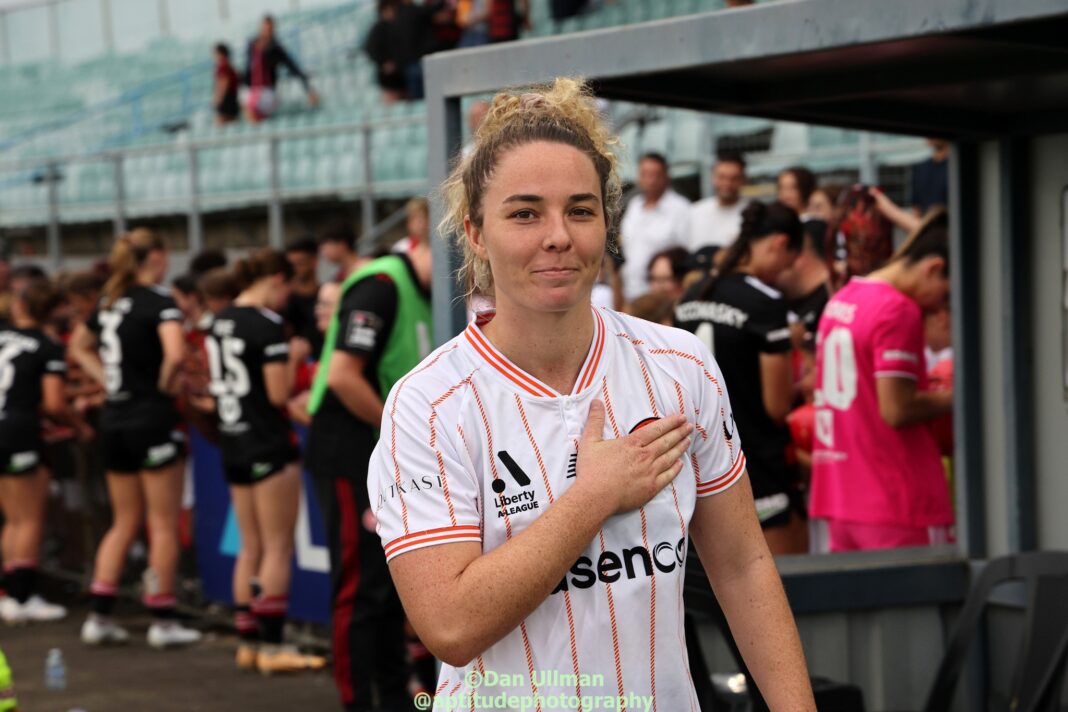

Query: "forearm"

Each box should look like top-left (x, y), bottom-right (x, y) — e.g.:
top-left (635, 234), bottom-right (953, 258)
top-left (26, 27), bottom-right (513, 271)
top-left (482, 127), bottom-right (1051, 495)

top-left (713, 556), bottom-right (815, 711)
top-left (400, 482), bottom-right (615, 664)
top-left (71, 348), bottom-right (105, 387)
top-left (881, 385), bottom-right (952, 427)
top-left (330, 375), bottom-right (384, 428)
top-left (880, 200), bottom-right (921, 233)
top-left (158, 359), bottom-right (182, 396)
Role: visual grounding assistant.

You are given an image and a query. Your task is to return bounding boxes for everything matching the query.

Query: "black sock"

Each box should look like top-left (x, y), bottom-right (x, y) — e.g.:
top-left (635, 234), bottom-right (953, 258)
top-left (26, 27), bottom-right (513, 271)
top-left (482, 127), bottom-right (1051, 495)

top-left (252, 595), bottom-right (287, 645)
top-left (235, 605), bottom-right (259, 643)
top-left (145, 593), bottom-right (178, 621)
top-left (90, 581), bottom-right (118, 616)
top-left (5, 568), bottom-right (33, 604)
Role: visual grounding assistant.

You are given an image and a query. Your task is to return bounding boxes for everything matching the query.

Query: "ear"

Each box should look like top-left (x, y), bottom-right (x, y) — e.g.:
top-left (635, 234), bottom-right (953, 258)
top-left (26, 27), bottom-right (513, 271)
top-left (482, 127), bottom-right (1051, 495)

top-left (925, 255), bottom-right (947, 278)
top-left (464, 214), bottom-right (488, 260)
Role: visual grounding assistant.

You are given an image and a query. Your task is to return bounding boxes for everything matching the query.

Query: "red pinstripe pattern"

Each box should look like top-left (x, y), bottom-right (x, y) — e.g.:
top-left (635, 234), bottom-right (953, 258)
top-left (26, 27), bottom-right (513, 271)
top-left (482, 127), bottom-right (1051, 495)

top-left (465, 326), bottom-right (555, 398)
top-left (427, 371), bottom-right (477, 527)
top-left (601, 377), bottom-right (621, 436)
top-left (470, 380), bottom-right (513, 539)
top-left (519, 622), bottom-right (544, 712)
top-left (388, 345), bottom-right (458, 534)
top-left (436, 678), bottom-right (451, 695)
top-left (646, 348), bottom-right (723, 395)
top-left (514, 395), bottom-right (584, 704)
top-left (598, 530), bottom-right (627, 709)
top-left (636, 356), bottom-right (661, 418)
top-left (670, 381), bottom-right (701, 710)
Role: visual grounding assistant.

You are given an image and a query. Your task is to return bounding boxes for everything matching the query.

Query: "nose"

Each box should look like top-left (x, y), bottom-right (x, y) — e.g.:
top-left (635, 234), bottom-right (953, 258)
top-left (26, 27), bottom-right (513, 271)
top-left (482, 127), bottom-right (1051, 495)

top-left (540, 212), bottom-right (573, 253)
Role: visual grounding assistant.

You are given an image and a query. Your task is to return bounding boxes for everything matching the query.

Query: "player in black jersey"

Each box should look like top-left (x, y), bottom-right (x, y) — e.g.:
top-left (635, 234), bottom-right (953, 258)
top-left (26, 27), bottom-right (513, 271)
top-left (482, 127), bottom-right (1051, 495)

top-left (69, 229), bottom-right (202, 648)
top-left (0, 279), bottom-right (74, 624)
top-left (675, 201), bottom-right (808, 554)
top-left (206, 248), bottom-right (324, 674)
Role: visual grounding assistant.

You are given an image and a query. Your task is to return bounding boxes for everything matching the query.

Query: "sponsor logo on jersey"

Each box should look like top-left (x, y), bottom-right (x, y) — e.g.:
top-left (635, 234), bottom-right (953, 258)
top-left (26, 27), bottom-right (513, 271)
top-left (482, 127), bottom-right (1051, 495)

top-left (376, 474), bottom-right (444, 508)
top-left (492, 451), bottom-right (541, 518)
top-left (552, 536), bottom-right (686, 594)
top-left (144, 442), bottom-right (177, 467)
top-left (9, 450), bottom-right (39, 472)
top-left (823, 300), bottom-right (857, 325)
top-left (674, 301), bottom-right (749, 329)
top-left (345, 311), bottom-right (381, 350)
top-left (881, 349), bottom-right (918, 363)
top-left (566, 451), bottom-right (577, 479)
top-left (628, 417), bottom-right (660, 434)
top-left (722, 412), bottom-right (736, 441)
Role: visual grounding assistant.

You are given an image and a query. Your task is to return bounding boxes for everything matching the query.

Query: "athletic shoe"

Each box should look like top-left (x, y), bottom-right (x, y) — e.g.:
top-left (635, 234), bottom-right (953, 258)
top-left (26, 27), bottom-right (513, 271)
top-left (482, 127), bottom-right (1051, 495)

top-left (81, 614), bottom-right (130, 645)
top-left (147, 621), bottom-right (202, 649)
top-left (256, 644), bottom-right (327, 675)
top-left (235, 643), bottom-right (258, 670)
top-left (0, 596), bottom-right (20, 624)
top-left (6, 595), bottom-right (67, 623)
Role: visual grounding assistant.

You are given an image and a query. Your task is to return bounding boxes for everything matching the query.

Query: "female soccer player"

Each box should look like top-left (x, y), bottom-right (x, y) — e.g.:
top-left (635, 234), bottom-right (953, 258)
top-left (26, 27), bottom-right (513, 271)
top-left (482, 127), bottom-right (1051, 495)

top-left (367, 79), bottom-right (814, 710)
top-left (810, 210), bottom-right (953, 551)
top-left (0, 279), bottom-right (72, 623)
top-left (70, 229), bottom-right (201, 648)
top-left (205, 248), bottom-right (324, 673)
top-left (675, 202), bottom-right (808, 554)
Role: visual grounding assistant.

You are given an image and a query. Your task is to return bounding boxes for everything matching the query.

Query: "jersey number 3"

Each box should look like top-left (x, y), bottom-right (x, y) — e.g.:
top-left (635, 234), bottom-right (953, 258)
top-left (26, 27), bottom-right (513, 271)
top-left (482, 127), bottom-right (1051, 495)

top-left (206, 336), bottom-right (250, 425)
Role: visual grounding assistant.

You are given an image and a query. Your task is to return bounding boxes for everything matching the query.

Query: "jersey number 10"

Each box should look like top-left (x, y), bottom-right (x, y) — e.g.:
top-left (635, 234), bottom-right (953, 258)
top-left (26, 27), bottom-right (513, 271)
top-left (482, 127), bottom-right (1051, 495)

top-left (206, 336), bottom-right (250, 425)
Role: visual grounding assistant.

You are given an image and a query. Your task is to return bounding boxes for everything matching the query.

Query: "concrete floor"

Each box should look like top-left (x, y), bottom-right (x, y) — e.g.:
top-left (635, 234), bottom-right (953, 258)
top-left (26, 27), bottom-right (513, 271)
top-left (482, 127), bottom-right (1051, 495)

top-left (1, 604), bottom-right (339, 711)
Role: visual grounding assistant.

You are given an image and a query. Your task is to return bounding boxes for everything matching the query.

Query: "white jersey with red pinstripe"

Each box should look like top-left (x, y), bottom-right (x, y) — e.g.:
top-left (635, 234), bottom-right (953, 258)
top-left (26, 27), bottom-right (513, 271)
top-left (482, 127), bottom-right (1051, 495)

top-left (368, 307), bottom-right (745, 712)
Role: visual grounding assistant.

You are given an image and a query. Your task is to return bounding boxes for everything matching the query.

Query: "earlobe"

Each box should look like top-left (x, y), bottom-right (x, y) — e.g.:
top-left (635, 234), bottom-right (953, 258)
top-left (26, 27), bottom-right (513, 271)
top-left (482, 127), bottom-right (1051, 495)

top-left (464, 215), bottom-right (488, 260)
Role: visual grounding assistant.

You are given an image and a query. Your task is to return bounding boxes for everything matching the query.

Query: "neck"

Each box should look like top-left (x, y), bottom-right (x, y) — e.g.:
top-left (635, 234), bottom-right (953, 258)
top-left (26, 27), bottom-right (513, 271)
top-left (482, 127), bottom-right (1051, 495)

top-left (868, 260), bottom-right (913, 299)
top-left (482, 303), bottom-right (594, 395)
top-left (796, 254), bottom-right (831, 293)
top-left (340, 253), bottom-right (360, 275)
top-left (136, 271), bottom-right (157, 287)
top-left (12, 315), bottom-right (36, 329)
top-left (235, 283), bottom-right (269, 309)
top-left (409, 244), bottom-right (432, 291)
top-left (718, 195), bottom-right (739, 208)
top-left (293, 274), bottom-right (318, 295)
top-left (643, 190), bottom-right (665, 208)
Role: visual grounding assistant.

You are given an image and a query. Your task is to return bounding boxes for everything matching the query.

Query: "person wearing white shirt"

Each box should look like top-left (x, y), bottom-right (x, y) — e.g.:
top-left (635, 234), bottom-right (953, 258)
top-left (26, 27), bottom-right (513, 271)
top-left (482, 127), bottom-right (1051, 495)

top-left (688, 153), bottom-right (749, 251)
top-left (618, 153), bottom-right (691, 303)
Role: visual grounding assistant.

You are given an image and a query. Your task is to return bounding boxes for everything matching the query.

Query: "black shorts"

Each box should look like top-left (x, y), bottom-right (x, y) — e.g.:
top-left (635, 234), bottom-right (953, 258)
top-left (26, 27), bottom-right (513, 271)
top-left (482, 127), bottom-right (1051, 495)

top-left (747, 451), bottom-right (805, 529)
top-left (0, 445), bottom-right (42, 476)
top-left (223, 445), bottom-right (299, 486)
top-left (101, 426), bottom-right (186, 474)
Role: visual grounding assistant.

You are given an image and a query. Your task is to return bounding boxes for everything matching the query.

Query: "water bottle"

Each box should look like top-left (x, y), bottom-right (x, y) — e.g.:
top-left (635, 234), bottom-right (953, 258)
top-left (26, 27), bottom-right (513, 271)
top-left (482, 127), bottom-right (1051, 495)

top-left (44, 648), bottom-right (66, 691)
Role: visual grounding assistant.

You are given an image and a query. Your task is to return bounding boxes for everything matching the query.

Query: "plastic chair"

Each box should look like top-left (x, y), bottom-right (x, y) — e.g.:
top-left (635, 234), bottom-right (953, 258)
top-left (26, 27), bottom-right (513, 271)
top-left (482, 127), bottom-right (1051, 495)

top-left (923, 551), bottom-right (1068, 712)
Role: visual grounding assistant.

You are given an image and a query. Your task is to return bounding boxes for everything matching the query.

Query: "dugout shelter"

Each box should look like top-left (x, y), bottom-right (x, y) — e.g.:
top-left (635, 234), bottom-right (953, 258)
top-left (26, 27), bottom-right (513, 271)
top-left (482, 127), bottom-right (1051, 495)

top-left (423, 1), bottom-right (1068, 708)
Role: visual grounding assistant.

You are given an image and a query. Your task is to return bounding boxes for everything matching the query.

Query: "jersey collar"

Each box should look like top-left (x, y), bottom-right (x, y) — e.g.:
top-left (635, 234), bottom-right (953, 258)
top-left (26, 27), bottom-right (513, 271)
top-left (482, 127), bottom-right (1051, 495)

top-left (463, 306), bottom-right (607, 399)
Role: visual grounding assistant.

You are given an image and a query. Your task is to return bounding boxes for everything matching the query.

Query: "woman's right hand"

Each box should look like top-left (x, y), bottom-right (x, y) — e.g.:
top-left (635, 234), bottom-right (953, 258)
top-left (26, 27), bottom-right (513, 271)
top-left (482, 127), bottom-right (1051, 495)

top-left (575, 400), bottom-right (692, 515)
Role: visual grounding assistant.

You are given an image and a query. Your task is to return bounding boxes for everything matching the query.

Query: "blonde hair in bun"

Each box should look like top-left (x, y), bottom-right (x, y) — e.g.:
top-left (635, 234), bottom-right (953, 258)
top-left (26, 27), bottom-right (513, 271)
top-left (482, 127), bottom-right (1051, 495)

top-left (438, 77), bottom-right (622, 299)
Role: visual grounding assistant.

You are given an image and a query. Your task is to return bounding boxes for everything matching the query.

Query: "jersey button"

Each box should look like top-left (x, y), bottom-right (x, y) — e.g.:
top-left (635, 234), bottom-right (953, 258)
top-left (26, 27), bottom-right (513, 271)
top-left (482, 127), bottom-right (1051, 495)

top-left (563, 398), bottom-right (573, 410)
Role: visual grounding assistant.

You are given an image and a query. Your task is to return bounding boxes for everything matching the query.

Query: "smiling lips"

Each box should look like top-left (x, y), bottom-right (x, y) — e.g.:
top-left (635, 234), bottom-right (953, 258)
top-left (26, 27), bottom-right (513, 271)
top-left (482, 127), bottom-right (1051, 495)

top-left (533, 267), bottom-right (578, 277)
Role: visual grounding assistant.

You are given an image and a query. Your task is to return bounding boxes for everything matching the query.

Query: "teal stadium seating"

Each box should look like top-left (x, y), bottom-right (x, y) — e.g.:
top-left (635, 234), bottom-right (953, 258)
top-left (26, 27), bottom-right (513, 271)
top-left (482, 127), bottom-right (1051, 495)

top-left (0, 0), bottom-right (925, 228)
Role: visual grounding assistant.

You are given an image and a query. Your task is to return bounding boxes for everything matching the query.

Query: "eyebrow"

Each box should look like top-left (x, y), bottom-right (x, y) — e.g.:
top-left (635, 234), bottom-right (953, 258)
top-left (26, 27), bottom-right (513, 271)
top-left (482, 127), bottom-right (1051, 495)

top-left (502, 193), bottom-right (601, 204)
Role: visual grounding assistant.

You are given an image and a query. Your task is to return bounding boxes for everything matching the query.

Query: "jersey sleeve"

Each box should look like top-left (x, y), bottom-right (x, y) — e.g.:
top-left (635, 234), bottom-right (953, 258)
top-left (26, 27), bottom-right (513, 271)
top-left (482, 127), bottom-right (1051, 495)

top-left (872, 299), bottom-right (924, 380)
top-left (336, 275), bottom-right (399, 359)
top-left (155, 294), bottom-right (184, 324)
top-left (368, 380), bottom-right (482, 563)
top-left (42, 338), bottom-right (68, 376)
top-left (689, 340), bottom-right (747, 498)
top-left (260, 316), bottom-right (290, 364)
top-left (748, 296), bottom-right (792, 355)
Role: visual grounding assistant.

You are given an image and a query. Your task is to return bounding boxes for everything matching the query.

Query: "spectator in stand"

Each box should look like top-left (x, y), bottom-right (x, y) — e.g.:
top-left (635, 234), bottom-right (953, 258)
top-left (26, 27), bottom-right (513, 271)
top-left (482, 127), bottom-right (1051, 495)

top-left (487, 0), bottom-right (530, 43)
top-left (806, 185), bottom-right (842, 225)
top-left (284, 237), bottom-right (322, 355)
top-left (810, 210), bottom-right (953, 552)
top-left (675, 201), bottom-right (807, 554)
top-left (910, 138), bottom-right (949, 214)
top-left (646, 246), bottom-right (691, 303)
top-left (456, 0), bottom-right (491, 47)
top-left (618, 152), bottom-right (691, 303)
top-left (777, 166), bottom-right (817, 218)
top-left (212, 43), bottom-right (240, 126)
top-left (242, 15), bottom-right (319, 124)
top-left (394, 0), bottom-right (445, 100)
top-left (550, 0), bottom-right (588, 21)
top-left (688, 152), bottom-right (749, 250)
top-left (319, 222), bottom-right (364, 283)
top-left (365, 1), bottom-right (406, 104)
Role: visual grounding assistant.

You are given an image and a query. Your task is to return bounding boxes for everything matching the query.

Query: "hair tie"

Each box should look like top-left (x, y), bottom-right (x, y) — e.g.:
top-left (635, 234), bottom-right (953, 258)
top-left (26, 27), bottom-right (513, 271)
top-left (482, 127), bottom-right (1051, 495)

top-left (519, 93), bottom-right (548, 111)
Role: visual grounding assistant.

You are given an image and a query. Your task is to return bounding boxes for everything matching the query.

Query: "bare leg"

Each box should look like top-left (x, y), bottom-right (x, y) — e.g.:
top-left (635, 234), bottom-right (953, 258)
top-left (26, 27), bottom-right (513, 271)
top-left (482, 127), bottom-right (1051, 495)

top-left (230, 485), bottom-right (262, 606)
top-left (140, 461), bottom-right (184, 597)
top-left (92, 473), bottom-right (145, 586)
top-left (253, 464), bottom-right (300, 597)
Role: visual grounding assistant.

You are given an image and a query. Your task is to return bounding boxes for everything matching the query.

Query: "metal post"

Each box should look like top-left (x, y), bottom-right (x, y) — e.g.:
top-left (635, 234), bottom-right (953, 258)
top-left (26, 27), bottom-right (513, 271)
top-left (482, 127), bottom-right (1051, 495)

top-left (858, 131), bottom-right (876, 185)
top-left (268, 137), bottom-right (284, 248)
top-left (100, 0), bottom-right (115, 54)
top-left (187, 146), bottom-right (203, 254)
top-left (699, 114), bottom-right (715, 199)
top-left (46, 163), bottom-right (61, 270)
top-left (113, 155), bottom-right (127, 235)
top-left (360, 124), bottom-right (374, 252)
top-left (47, 1), bottom-right (59, 60)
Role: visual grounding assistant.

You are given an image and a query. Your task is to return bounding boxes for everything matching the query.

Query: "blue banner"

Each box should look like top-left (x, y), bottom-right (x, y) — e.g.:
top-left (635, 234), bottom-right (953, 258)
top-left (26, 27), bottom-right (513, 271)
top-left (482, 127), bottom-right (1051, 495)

top-left (190, 427), bottom-right (332, 624)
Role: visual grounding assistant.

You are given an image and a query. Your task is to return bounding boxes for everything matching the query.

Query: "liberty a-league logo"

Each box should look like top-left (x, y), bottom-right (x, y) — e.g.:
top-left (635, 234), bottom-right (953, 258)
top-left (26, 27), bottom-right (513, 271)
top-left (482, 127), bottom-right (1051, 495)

top-left (493, 451), bottom-right (542, 518)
